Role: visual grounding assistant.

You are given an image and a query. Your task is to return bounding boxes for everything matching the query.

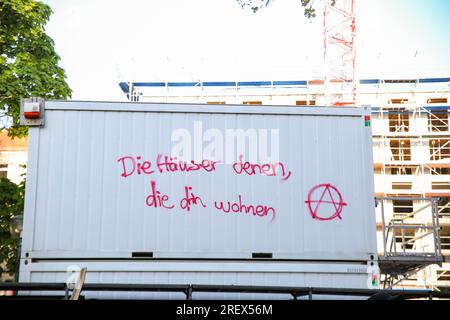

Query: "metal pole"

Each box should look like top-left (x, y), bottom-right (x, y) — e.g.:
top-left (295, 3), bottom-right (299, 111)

top-left (14, 242), bottom-right (21, 283)
top-left (185, 285), bottom-right (193, 300)
top-left (401, 227), bottom-right (406, 254)
top-left (431, 199), bottom-right (441, 257)
top-left (392, 224), bottom-right (397, 255)
top-left (380, 199), bottom-right (387, 256)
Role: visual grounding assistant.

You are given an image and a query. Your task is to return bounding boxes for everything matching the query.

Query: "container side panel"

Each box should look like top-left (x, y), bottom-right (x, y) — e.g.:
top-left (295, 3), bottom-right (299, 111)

top-left (24, 105), bottom-right (375, 261)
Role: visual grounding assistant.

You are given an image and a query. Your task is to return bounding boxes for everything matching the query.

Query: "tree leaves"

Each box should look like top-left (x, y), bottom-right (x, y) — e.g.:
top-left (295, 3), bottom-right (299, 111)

top-left (0, 0), bottom-right (71, 138)
top-left (0, 177), bottom-right (24, 277)
top-left (236, 0), bottom-right (271, 13)
top-left (236, 0), bottom-right (336, 19)
top-left (0, 1), bottom-right (68, 275)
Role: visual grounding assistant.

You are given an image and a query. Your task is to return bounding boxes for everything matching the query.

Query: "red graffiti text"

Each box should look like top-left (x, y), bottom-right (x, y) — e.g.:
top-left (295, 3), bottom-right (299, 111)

top-left (145, 180), bottom-right (175, 209)
top-left (232, 155), bottom-right (291, 181)
top-left (157, 154), bottom-right (221, 174)
top-left (180, 186), bottom-right (207, 212)
top-left (214, 195), bottom-right (276, 221)
top-left (118, 156), bottom-right (155, 178)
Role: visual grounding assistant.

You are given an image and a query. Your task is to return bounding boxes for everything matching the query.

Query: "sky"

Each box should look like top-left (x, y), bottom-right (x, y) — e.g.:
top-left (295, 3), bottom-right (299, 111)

top-left (42, 0), bottom-right (450, 101)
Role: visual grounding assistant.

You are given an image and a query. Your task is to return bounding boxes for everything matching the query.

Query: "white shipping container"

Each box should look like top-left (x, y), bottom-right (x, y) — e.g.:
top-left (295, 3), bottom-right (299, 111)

top-left (19, 100), bottom-right (378, 298)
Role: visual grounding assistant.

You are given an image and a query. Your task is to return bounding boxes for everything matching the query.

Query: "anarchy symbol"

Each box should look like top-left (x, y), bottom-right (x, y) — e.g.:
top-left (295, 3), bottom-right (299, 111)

top-left (305, 183), bottom-right (347, 221)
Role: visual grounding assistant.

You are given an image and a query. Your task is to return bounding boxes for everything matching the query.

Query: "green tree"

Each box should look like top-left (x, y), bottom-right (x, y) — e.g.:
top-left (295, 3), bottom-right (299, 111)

top-left (0, 0), bottom-right (71, 138)
top-left (0, 176), bottom-right (25, 278)
top-left (236, 0), bottom-right (335, 18)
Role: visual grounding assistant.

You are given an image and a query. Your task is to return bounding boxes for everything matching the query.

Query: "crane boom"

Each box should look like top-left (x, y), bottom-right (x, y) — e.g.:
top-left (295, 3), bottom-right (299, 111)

top-left (323, 0), bottom-right (357, 106)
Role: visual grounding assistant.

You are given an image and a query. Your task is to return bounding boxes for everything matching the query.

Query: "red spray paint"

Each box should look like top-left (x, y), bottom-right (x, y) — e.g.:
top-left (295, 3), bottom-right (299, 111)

top-left (232, 154), bottom-right (291, 181)
top-left (304, 183), bottom-right (347, 221)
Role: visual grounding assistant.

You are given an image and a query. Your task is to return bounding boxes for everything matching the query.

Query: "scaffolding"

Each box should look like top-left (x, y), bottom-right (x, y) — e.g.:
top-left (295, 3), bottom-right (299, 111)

top-left (376, 197), bottom-right (442, 288)
top-left (371, 86), bottom-right (450, 289)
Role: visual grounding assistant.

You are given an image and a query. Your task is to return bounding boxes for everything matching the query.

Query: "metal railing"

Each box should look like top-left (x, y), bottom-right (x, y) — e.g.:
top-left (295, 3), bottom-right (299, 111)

top-left (376, 197), bottom-right (442, 259)
top-left (1, 282), bottom-right (450, 300)
top-left (376, 197), bottom-right (443, 288)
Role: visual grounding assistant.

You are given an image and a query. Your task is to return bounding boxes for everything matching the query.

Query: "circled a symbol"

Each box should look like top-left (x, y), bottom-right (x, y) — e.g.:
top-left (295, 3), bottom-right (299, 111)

top-left (304, 183), bottom-right (347, 221)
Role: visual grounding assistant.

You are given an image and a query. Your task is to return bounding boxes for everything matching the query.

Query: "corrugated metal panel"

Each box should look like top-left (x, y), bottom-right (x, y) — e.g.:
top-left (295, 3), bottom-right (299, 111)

top-left (22, 102), bottom-right (376, 261)
top-left (19, 261), bottom-right (370, 299)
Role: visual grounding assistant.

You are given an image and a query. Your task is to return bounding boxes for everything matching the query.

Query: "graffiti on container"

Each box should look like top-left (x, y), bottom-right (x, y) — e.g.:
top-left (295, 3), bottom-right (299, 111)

top-left (232, 154), bottom-right (291, 181)
top-left (143, 180), bottom-right (275, 220)
top-left (117, 154), bottom-right (220, 178)
top-left (156, 154), bottom-right (221, 174)
top-left (145, 180), bottom-right (175, 209)
top-left (117, 154), bottom-right (292, 180)
top-left (117, 156), bottom-right (155, 177)
top-left (304, 183), bottom-right (347, 221)
top-left (180, 186), bottom-right (207, 212)
top-left (118, 153), bottom-right (293, 222)
top-left (214, 195), bottom-right (276, 221)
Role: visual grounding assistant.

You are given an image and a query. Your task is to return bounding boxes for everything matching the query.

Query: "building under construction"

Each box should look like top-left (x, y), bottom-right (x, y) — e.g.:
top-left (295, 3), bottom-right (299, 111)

top-left (119, 76), bottom-right (450, 291)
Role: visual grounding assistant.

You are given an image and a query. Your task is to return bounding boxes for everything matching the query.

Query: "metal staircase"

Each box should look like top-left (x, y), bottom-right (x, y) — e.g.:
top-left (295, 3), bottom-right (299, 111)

top-left (376, 197), bottom-right (443, 288)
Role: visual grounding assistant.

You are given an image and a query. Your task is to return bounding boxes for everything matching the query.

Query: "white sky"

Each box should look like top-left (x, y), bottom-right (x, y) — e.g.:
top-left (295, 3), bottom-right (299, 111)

top-left (42, 0), bottom-right (450, 101)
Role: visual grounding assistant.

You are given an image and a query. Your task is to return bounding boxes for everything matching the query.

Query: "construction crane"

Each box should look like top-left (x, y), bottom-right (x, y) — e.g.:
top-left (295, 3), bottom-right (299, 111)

top-left (323, 0), bottom-right (357, 106)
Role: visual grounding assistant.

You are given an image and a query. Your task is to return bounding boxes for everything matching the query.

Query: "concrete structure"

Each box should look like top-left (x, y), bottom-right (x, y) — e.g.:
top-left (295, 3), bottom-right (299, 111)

top-left (119, 77), bottom-right (450, 291)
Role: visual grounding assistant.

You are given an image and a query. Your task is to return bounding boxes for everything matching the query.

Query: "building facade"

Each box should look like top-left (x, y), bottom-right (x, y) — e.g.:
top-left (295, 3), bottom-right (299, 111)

top-left (120, 77), bottom-right (450, 291)
top-left (0, 131), bottom-right (27, 284)
top-left (0, 130), bottom-right (27, 185)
